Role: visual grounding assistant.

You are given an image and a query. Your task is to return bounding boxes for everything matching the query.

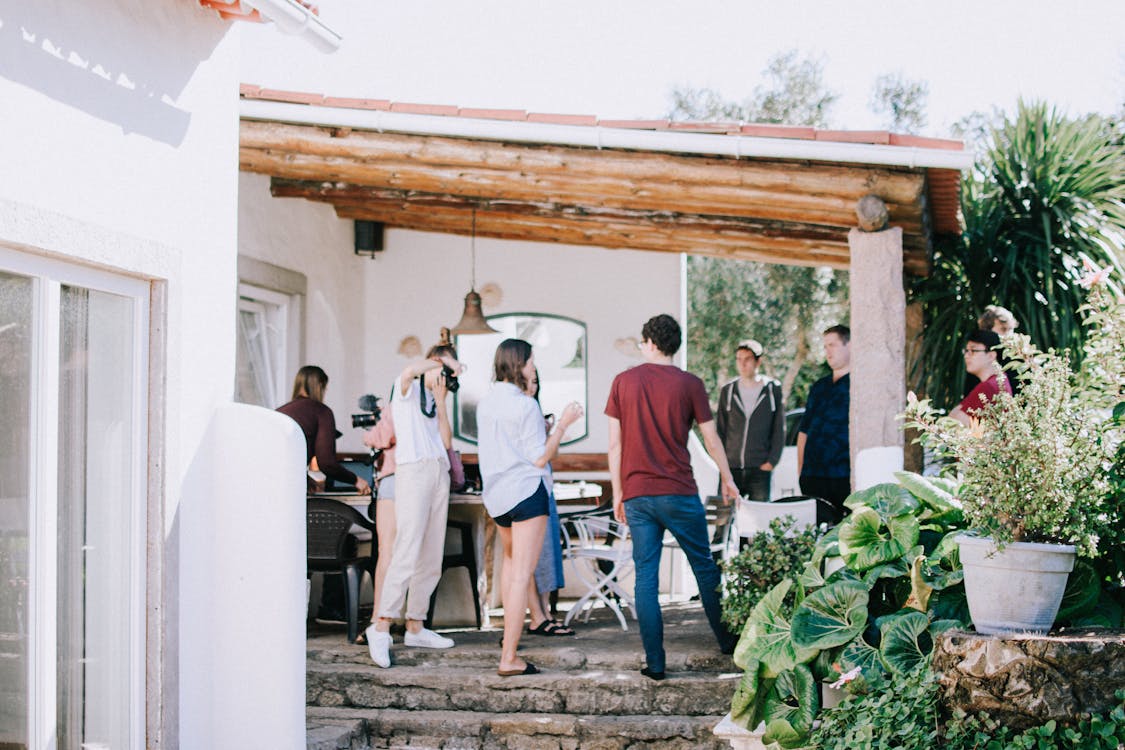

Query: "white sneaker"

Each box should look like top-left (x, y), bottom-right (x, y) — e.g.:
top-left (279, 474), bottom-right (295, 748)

top-left (365, 626), bottom-right (392, 668)
top-left (403, 627), bottom-right (454, 649)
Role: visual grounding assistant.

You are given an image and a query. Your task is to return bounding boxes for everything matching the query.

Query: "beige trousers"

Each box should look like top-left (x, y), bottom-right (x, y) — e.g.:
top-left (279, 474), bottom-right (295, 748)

top-left (376, 458), bottom-right (450, 622)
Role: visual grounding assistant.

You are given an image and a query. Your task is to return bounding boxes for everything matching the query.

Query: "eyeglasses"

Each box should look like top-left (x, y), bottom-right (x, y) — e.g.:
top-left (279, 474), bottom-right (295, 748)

top-left (962, 347), bottom-right (988, 355)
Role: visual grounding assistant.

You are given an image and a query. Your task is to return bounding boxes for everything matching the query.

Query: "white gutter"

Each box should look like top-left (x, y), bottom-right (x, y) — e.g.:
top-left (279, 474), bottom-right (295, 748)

top-left (240, 99), bottom-right (973, 171)
top-left (243, 0), bottom-right (341, 53)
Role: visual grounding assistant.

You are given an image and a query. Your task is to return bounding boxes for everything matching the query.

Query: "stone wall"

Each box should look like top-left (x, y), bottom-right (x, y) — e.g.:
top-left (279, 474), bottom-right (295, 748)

top-left (933, 629), bottom-right (1125, 730)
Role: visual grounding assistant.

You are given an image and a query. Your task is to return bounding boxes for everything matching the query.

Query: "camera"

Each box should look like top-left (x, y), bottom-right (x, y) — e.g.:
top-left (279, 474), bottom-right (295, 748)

top-left (351, 393), bottom-right (383, 429)
top-left (441, 365), bottom-right (460, 393)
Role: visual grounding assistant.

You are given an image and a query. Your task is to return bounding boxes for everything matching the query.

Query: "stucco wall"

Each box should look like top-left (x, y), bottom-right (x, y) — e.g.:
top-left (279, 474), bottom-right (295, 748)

top-left (237, 173), bottom-right (684, 454)
top-left (0, 0), bottom-right (239, 505)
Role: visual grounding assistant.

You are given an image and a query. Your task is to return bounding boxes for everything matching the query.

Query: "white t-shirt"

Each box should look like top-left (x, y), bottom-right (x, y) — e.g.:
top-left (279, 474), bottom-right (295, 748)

top-left (390, 376), bottom-right (449, 467)
top-left (477, 381), bottom-right (549, 517)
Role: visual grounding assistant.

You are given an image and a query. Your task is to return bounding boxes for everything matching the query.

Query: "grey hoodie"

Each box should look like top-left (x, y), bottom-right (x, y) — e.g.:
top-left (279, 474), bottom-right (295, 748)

top-left (714, 376), bottom-right (785, 470)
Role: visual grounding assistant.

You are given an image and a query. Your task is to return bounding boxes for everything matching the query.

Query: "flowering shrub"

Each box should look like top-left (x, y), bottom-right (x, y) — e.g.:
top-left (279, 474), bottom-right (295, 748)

top-left (903, 266), bottom-right (1125, 558)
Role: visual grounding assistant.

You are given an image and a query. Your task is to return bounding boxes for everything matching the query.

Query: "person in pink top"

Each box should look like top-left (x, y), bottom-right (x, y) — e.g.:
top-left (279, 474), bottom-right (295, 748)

top-left (951, 328), bottom-right (1012, 426)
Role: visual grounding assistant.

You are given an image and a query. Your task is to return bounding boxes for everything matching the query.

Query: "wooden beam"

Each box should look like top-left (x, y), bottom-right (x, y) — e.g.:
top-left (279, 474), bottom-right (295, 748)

top-left (272, 178), bottom-right (930, 274)
top-left (239, 122), bottom-right (927, 227)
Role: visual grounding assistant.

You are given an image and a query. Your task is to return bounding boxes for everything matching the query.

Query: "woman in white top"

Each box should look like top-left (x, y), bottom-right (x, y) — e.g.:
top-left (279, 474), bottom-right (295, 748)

top-left (477, 339), bottom-right (582, 676)
top-left (364, 344), bottom-right (463, 669)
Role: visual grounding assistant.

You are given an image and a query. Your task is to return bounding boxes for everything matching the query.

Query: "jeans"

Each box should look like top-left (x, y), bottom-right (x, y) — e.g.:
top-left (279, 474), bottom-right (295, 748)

top-left (729, 467), bottom-right (771, 502)
top-left (624, 494), bottom-right (737, 673)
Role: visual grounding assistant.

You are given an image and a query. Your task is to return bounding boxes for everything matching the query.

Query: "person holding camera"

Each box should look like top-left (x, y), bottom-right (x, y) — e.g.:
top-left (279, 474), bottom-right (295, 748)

top-left (364, 344), bottom-right (464, 668)
top-left (478, 339), bottom-right (583, 676)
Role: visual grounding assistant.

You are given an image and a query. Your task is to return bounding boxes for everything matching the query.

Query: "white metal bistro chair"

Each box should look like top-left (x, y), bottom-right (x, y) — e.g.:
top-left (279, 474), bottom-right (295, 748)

top-left (562, 511), bottom-right (636, 631)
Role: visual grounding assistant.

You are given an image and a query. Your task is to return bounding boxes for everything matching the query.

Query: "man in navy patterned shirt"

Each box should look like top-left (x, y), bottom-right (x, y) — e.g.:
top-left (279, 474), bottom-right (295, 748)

top-left (796, 325), bottom-right (851, 525)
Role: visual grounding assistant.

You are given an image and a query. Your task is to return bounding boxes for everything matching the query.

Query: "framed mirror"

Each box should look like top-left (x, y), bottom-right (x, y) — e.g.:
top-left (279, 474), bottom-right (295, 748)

top-left (454, 313), bottom-right (588, 445)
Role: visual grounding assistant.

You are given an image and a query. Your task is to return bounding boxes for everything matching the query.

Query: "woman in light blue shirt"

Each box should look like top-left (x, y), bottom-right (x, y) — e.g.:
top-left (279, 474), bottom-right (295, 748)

top-left (478, 339), bottom-right (582, 676)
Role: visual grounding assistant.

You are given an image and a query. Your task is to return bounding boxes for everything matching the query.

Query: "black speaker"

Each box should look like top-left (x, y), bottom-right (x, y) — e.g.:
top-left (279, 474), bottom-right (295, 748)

top-left (354, 221), bottom-right (384, 257)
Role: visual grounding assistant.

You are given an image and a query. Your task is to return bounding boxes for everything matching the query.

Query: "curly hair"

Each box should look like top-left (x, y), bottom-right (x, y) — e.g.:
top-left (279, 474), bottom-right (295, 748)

top-left (641, 314), bottom-right (682, 356)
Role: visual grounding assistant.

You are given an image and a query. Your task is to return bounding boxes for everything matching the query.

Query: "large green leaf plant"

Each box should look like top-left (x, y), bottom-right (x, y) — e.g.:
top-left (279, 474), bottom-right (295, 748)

top-left (728, 472), bottom-right (970, 748)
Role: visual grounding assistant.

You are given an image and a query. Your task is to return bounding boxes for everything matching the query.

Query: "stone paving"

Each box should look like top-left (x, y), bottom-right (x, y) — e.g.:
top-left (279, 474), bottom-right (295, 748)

top-left (306, 601), bottom-right (740, 749)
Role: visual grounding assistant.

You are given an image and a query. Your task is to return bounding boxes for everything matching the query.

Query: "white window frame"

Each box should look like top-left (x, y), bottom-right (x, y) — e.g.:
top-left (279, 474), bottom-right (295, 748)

top-left (0, 245), bottom-right (149, 750)
top-left (237, 282), bottom-right (295, 408)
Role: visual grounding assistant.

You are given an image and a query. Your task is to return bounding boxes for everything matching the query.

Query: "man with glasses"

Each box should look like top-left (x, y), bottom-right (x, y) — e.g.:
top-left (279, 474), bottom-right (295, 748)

top-left (951, 329), bottom-right (1011, 426)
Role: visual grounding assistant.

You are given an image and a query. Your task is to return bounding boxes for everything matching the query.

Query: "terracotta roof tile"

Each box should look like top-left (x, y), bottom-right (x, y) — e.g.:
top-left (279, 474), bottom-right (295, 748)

top-left (668, 121), bottom-right (740, 134)
top-left (739, 124), bottom-right (816, 140)
top-left (255, 88), bottom-right (325, 105)
top-left (814, 129), bottom-right (891, 145)
top-left (527, 113), bottom-right (598, 126)
top-left (459, 107), bottom-right (528, 121)
top-left (240, 83), bottom-right (262, 97)
top-left (597, 119), bottom-right (671, 130)
top-left (389, 102), bottom-right (460, 116)
top-left (323, 96), bottom-right (391, 111)
top-left (889, 133), bottom-right (964, 151)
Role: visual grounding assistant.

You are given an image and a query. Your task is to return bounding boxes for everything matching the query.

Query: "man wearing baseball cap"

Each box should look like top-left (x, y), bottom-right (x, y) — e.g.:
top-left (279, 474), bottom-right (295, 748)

top-left (714, 339), bottom-right (785, 502)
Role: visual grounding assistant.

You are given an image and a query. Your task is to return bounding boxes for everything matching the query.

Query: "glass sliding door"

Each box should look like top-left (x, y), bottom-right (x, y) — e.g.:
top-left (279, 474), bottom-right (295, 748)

top-left (0, 271), bottom-right (33, 750)
top-left (0, 248), bottom-right (148, 750)
top-left (57, 286), bottom-right (138, 750)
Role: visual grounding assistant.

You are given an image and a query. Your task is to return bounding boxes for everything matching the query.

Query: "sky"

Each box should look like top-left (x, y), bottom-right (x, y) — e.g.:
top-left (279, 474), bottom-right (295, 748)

top-left (240, 0), bottom-right (1125, 137)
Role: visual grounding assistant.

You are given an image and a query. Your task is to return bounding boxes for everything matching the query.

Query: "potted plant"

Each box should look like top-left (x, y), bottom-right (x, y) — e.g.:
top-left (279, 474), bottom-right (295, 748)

top-left (903, 267), bottom-right (1125, 635)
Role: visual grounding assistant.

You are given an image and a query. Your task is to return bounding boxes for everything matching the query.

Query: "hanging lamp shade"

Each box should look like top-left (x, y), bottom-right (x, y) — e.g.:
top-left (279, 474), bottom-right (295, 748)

top-left (452, 290), bottom-right (498, 335)
top-left (452, 208), bottom-right (499, 335)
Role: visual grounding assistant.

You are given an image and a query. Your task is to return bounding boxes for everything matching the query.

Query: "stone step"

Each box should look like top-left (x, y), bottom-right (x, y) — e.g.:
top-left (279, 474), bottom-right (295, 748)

top-left (306, 715), bottom-right (366, 750)
top-left (308, 635), bottom-right (733, 674)
top-left (308, 706), bottom-right (730, 750)
top-left (307, 662), bottom-right (738, 717)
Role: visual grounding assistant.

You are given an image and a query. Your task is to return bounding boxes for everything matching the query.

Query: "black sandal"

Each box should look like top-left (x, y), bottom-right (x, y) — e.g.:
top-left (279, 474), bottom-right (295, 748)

top-left (527, 619), bottom-right (575, 636)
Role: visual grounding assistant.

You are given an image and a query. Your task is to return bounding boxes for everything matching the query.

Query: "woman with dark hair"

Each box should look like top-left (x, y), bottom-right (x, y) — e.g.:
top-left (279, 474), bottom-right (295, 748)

top-left (478, 339), bottom-right (582, 676)
top-left (277, 365), bottom-right (370, 495)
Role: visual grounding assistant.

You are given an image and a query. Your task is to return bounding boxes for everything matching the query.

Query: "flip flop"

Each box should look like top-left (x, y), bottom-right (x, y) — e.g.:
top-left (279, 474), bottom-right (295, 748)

top-left (497, 662), bottom-right (540, 677)
top-left (527, 620), bottom-right (575, 637)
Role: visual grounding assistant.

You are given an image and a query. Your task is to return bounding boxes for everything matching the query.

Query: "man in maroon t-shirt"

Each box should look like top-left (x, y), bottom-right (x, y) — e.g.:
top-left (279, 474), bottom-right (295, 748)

top-left (951, 328), bottom-right (1012, 426)
top-left (606, 314), bottom-right (739, 681)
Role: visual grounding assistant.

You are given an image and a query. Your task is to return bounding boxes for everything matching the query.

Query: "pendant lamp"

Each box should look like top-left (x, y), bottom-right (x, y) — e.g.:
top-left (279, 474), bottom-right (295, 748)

top-left (452, 209), bottom-right (499, 335)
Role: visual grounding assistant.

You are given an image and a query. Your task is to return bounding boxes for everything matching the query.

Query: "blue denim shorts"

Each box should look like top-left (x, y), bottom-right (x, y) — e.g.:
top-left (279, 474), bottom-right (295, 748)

top-left (493, 480), bottom-right (549, 527)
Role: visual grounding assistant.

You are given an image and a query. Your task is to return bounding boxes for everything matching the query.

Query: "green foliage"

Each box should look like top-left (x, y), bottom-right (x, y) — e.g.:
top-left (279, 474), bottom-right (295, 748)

top-left (870, 71), bottom-right (929, 134)
top-left (721, 515), bottom-right (819, 632)
top-left (912, 101), bottom-right (1125, 412)
top-left (811, 667), bottom-right (1125, 750)
top-left (668, 49), bottom-right (838, 127)
top-left (904, 282), bottom-right (1125, 557)
top-left (730, 473), bottom-right (971, 745)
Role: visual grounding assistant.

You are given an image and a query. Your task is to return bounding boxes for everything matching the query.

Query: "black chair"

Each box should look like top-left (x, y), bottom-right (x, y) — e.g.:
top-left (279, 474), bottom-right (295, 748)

top-left (307, 497), bottom-right (377, 643)
top-left (425, 520), bottom-right (482, 629)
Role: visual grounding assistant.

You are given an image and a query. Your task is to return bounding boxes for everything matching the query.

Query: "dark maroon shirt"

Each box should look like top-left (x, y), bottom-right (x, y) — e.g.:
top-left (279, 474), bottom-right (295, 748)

top-left (959, 373), bottom-right (1011, 417)
top-left (605, 363), bottom-right (713, 501)
top-left (276, 396), bottom-right (358, 486)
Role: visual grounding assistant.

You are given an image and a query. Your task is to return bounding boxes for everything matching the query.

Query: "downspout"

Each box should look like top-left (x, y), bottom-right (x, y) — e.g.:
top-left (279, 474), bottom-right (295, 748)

top-left (240, 99), bottom-right (974, 171)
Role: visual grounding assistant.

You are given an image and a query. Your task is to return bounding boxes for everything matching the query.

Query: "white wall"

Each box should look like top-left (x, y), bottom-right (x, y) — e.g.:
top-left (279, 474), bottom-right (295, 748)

top-left (0, 0), bottom-right (240, 510)
top-left (0, 0), bottom-right (242, 744)
top-left (237, 174), bottom-right (684, 454)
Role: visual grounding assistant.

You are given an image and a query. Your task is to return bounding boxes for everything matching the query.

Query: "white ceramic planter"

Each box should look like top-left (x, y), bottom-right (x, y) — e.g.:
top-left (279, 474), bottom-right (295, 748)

top-left (957, 535), bottom-right (1076, 635)
top-left (712, 714), bottom-right (767, 750)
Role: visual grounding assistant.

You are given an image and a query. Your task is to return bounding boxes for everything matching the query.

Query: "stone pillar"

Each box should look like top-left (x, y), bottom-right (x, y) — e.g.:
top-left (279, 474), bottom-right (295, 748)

top-left (848, 226), bottom-right (905, 490)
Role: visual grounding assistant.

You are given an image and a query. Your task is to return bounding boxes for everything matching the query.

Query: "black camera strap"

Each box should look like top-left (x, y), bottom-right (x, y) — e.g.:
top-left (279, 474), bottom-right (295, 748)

top-left (418, 375), bottom-right (436, 418)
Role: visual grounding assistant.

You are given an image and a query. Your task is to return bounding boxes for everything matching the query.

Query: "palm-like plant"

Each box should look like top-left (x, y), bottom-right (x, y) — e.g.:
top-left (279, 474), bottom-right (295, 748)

top-left (913, 101), bottom-right (1125, 409)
